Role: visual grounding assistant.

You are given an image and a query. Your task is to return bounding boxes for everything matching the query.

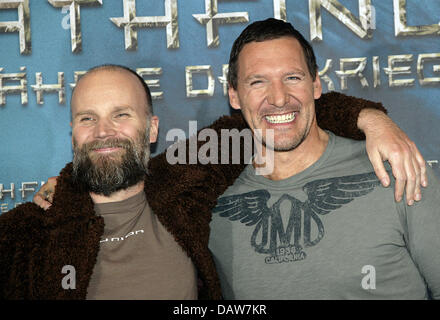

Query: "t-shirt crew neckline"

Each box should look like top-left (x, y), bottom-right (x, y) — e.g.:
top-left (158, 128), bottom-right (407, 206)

top-left (94, 190), bottom-right (146, 215)
top-left (243, 131), bottom-right (336, 189)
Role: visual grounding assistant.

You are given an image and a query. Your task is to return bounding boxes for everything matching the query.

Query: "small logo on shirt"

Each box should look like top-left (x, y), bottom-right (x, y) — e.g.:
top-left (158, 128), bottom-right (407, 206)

top-left (100, 229), bottom-right (144, 243)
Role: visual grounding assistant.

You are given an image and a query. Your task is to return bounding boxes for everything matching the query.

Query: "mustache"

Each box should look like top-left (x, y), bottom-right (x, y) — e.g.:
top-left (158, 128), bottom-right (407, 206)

top-left (79, 138), bottom-right (133, 152)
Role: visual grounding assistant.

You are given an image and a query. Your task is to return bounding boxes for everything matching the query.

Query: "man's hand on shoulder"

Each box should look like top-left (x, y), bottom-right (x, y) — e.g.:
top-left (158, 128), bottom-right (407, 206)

top-left (33, 176), bottom-right (58, 210)
top-left (358, 109), bottom-right (427, 205)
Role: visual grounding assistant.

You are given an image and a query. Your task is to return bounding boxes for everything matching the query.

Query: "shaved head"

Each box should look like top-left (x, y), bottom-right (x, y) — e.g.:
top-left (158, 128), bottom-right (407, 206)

top-left (72, 64), bottom-right (153, 117)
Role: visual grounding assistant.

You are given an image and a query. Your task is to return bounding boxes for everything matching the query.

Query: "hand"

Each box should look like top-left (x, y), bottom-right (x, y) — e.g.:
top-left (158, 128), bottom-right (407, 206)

top-left (358, 109), bottom-right (427, 205)
top-left (33, 176), bottom-right (58, 210)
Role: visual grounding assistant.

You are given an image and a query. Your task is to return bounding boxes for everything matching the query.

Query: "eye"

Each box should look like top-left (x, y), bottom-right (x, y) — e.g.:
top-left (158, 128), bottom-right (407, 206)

top-left (250, 80), bottom-right (263, 86)
top-left (286, 75), bottom-right (301, 81)
top-left (115, 113), bottom-right (130, 118)
top-left (80, 116), bottom-right (94, 122)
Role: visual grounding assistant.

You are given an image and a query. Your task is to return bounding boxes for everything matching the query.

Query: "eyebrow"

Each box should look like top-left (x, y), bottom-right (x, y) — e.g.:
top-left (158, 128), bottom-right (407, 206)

top-left (243, 69), bottom-right (307, 82)
top-left (73, 106), bottom-right (133, 119)
top-left (73, 110), bottom-right (96, 119)
top-left (286, 70), bottom-right (306, 76)
top-left (112, 106), bottom-right (133, 113)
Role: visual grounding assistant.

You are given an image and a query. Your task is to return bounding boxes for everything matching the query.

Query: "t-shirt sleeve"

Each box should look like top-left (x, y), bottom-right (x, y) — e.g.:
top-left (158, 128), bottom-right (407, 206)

top-left (400, 167), bottom-right (440, 299)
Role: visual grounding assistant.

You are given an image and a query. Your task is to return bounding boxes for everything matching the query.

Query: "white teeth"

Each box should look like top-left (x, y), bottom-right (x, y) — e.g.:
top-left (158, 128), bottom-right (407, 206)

top-left (265, 112), bottom-right (296, 124)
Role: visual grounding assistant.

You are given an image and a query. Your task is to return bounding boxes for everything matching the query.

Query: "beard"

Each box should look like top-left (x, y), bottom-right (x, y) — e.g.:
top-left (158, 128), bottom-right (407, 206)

top-left (72, 130), bottom-right (151, 196)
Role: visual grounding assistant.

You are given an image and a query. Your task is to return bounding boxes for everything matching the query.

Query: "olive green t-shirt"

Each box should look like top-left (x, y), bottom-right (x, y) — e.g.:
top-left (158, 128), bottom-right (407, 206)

top-left (87, 191), bottom-right (197, 299)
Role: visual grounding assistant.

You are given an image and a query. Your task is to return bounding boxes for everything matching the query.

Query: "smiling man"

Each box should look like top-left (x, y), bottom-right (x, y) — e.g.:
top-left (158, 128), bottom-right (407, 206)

top-left (68, 67), bottom-right (199, 299)
top-left (0, 66), bottom-right (202, 299)
top-left (71, 67), bottom-right (157, 200)
top-left (228, 36), bottom-right (326, 180)
top-left (208, 18), bottom-right (440, 299)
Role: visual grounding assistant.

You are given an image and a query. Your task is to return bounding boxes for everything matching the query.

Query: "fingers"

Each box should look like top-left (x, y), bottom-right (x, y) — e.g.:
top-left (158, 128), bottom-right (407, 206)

top-left (391, 161), bottom-right (406, 203)
top-left (402, 143), bottom-right (425, 205)
top-left (368, 146), bottom-right (419, 206)
top-left (361, 111), bottom-right (426, 205)
top-left (32, 176), bottom-right (58, 210)
top-left (403, 156), bottom-right (417, 206)
top-left (412, 143), bottom-right (428, 188)
top-left (32, 193), bottom-right (52, 211)
top-left (412, 156), bottom-right (422, 203)
top-left (369, 150), bottom-right (390, 187)
top-left (389, 144), bottom-right (423, 205)
top-left (46, 189), bottom-right (54, 204)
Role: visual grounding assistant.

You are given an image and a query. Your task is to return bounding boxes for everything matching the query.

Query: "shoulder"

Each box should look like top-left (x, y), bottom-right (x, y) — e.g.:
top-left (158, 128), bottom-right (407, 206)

top-left (406, 166), bottom-right (440, 212)
top-left (317, 133), bottom-right (372, 175)
top-left (332, 133), bottom-right (366, 152)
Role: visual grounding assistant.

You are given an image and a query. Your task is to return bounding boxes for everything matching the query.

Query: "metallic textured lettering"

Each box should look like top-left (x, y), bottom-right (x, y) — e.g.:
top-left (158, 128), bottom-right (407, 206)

top-left (0, 0), bottom-right (31, 54)
top-left (393, 0), bottom-right (440, 37)
top-left (110, 0), bottom-right (179, 50)
top-left (31, 72), bottom-right (65, 104)
top-left (48, 0), bottom-right (103, 53)
top-left (309, 0), bottom-right (373, 41)
top-left (193, 0), bottom-right (249, 48)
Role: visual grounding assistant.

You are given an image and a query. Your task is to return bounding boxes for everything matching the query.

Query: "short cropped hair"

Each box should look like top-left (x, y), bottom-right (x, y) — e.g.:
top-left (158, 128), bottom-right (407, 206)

top-left (227, 18), bottom-right (318, 89)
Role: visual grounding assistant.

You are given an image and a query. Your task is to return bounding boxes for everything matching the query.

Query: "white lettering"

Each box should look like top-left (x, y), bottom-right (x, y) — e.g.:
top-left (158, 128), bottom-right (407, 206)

top-left (361, 265), bottom-right (376, 290)
top-left (61, 265), bottom-right (76, 289)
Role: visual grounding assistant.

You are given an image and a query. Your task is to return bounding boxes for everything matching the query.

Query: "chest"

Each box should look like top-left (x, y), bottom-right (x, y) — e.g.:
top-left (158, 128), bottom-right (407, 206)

top-left (86, 209), bottom-right (197, 299)
top-left (208, 185), bottom-right (424, 299)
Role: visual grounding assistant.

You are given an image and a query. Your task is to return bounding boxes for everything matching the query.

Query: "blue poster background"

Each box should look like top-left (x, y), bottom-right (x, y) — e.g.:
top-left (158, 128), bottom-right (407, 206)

top-left (1, 0), bottom-right (439, 211)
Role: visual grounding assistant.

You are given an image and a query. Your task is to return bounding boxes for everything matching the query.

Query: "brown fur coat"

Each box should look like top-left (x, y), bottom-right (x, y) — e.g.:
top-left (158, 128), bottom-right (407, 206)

top-left (0, 92), bottom-right (386, 299)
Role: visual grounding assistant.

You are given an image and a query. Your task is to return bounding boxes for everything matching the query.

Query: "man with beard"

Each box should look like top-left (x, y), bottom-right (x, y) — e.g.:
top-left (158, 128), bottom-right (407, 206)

top-left (0, 65), bottom-right (198, 299)
top-left (0, 61), bottom-right (430, 299)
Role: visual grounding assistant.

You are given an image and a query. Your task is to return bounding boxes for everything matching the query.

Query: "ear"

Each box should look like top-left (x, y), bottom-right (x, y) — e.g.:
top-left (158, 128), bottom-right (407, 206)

top-left (228, 86), bottom-right (241, 110)
top-left (313, 73), bottom-right (322, 100)
top-left (149, 116), bottom-right (159, 143)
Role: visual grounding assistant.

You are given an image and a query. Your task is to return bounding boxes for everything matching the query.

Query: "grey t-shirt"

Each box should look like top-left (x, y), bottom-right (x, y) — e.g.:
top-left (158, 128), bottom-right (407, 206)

top-left (209, 132), bottom-right (440, 299)
top-left (87, 191), bottom-right (197, 299)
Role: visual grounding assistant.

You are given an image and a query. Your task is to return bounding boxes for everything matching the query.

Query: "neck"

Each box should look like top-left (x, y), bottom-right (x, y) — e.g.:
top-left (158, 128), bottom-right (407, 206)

top-left (90, 181), bottom-right (145, 204)
top-left (254, 126), bottom-right (329, 181)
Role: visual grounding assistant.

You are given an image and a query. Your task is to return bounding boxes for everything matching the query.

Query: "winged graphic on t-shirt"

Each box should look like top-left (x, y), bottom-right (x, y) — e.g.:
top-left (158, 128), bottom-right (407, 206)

top-left (213, 171), bottom-right (381, 264)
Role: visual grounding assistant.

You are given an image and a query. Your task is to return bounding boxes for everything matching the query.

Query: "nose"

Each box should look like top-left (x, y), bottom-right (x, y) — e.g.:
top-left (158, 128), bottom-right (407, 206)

top-left (267, 81), bottom-right (289, 108)
top-left (94, 118), bottom-right (116, 139)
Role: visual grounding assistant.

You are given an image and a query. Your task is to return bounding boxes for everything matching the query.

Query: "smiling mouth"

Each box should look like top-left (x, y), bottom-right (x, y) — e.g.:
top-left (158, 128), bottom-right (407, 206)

top-left (92, 147), bottom-right (124, 153)
top-left (265, 112), bottom-right (296, 124)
